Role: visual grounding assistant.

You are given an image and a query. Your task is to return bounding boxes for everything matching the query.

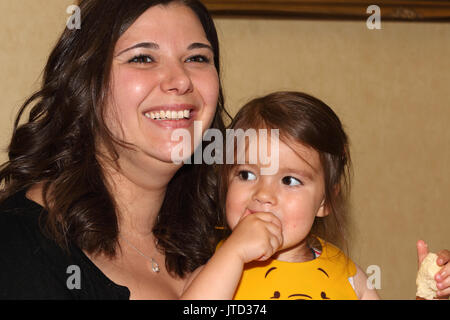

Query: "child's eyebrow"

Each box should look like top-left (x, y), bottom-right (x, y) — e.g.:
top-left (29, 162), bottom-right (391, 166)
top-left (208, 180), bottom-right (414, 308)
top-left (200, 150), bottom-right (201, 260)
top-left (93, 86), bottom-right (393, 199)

top-left (232, 163), bottom-right (259, 171)
top-left (283, 167), bottom-right (314, 180)
top-left (288, 145), bottom-right (321, 175)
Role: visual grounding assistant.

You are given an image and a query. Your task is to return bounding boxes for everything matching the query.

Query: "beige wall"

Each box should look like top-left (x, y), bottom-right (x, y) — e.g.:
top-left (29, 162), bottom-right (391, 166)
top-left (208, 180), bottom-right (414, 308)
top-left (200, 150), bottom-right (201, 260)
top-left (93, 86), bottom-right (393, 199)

top-left (1, 1), bottom-right (449, 299)
top-left (0, 0), bottom-right (74, 159)
top-left (214, 18), bottom-right (450, 299)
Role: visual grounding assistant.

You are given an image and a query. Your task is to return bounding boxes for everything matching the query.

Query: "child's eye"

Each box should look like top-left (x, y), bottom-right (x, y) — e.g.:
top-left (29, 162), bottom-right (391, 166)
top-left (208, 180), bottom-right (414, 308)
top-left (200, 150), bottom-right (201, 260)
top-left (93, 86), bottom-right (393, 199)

top-left (238, 170), bottom-right (257, 181)
top-left (185, 55), bottom-right (210, 63)
top-left (282, 176), bottom-right (302, 186)
top-left (128, 54), bottom-right (153, 64)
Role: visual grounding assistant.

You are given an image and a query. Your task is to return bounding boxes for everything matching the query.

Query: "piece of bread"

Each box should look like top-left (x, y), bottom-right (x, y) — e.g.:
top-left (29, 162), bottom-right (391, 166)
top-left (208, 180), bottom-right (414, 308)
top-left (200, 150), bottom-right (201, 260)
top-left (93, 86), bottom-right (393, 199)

top-left (416, 253), bottom-right (442, 300)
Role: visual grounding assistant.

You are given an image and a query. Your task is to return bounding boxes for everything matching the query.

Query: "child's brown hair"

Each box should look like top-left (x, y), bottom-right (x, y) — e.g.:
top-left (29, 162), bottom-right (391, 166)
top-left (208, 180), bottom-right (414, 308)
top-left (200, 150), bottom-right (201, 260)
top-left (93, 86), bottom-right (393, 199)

top-left (218, 91), bottom-right (352, 252)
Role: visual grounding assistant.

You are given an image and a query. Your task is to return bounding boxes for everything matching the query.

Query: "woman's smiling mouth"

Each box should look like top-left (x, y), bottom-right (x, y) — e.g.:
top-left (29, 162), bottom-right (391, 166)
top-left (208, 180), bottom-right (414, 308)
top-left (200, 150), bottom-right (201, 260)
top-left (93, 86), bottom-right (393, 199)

top-left (142, 104), bottom-right (197, 128)
top-left (144, 109), bottom-right (191, 120)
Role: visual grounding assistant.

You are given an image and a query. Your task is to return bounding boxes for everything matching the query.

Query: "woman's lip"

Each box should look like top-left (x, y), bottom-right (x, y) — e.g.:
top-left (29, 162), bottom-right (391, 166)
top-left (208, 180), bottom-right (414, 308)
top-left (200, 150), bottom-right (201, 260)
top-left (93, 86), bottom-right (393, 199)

top-left (143, 109), bottom-right (198, 129)
top-left (142, 104), bottom-right (196, 114)
top-left (147, 117), bottom-right (195, 129)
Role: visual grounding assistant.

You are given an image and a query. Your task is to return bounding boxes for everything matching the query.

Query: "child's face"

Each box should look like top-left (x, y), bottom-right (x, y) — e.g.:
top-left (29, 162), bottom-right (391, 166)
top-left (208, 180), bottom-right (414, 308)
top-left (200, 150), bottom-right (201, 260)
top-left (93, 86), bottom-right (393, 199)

top-left (225, 136), bottom-right (329, 260)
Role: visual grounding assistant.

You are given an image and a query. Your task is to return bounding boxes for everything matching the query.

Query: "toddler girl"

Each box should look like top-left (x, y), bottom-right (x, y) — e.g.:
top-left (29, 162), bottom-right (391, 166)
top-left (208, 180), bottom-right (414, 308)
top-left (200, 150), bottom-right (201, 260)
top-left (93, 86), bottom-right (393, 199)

top-left (181, 91), bottom-right (420, 299)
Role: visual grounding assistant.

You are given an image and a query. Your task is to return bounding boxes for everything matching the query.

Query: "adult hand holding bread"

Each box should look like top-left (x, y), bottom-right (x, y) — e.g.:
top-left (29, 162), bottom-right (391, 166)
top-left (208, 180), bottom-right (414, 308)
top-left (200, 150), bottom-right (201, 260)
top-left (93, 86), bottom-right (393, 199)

top-left (416, 240), bottom-right (450, 299)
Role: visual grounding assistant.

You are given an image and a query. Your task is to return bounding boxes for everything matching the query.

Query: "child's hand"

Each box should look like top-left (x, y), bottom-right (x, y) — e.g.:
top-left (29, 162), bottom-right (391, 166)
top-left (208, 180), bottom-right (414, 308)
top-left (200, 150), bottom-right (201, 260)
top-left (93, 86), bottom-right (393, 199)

top-left (417, 240), bottom-right (450, 299)
top-left (223, 212), bottom-right (283, 264)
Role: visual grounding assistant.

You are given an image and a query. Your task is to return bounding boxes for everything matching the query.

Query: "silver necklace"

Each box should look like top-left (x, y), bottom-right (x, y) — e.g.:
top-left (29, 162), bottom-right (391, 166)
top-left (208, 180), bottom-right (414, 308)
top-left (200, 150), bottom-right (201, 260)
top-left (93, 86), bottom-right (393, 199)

top-left (122, 238), bottom-right (160, 273)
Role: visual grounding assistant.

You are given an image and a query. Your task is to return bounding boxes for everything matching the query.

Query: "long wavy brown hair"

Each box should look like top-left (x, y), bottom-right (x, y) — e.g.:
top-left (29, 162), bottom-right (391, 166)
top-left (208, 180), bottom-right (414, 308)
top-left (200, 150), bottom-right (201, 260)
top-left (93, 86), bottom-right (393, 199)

top-left (0, 0), bottom-right (229, 278)
top-left (218, 91), bottom-right (352, 253)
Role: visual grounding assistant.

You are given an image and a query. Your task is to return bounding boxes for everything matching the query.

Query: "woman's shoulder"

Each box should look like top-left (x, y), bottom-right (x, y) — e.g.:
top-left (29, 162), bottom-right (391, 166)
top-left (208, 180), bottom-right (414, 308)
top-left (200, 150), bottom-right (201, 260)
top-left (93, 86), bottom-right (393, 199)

top-left (0, 190), bottom-right (129, 299)
top-left (0, 190), bottom-right (52, 256)
top-left (0, 191), bottom-right (71, 296)
top-left (0, 190), bottom-right (46, 248)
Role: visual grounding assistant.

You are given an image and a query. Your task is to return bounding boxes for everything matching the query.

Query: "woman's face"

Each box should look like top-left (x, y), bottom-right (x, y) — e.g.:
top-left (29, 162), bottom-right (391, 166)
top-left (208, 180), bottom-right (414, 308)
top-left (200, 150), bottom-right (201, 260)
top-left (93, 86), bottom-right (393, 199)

top-left (106, 3), bottom-right (219, 165)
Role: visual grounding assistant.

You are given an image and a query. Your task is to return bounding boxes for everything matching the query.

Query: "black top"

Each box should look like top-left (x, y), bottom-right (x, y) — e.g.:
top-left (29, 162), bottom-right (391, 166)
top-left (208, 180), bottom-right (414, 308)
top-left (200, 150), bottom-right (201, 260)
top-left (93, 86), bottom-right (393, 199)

top-left (0, 190), bottom-right (130, 300)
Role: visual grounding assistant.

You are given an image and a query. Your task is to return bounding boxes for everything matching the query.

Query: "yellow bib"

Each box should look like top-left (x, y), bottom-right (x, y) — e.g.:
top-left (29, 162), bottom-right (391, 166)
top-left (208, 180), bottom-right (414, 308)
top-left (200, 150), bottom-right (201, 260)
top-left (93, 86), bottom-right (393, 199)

top-left (231, 238), bottom-right (358, 300)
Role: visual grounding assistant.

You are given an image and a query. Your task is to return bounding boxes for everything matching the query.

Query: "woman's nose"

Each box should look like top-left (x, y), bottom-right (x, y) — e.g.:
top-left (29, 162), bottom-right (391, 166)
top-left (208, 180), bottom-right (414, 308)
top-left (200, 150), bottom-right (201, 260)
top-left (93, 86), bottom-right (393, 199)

top-left (160, 62), bottom-right (193, 95)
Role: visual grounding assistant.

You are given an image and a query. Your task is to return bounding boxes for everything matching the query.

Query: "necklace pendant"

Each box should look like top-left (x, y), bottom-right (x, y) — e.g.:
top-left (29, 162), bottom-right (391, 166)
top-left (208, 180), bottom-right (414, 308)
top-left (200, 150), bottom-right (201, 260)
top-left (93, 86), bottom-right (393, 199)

top-left (152, 259), bottom-right (160, 273)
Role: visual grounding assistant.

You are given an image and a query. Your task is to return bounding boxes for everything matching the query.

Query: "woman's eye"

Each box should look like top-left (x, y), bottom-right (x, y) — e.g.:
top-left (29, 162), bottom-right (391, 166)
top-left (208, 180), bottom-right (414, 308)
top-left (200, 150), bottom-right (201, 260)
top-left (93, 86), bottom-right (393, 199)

top-left (128, 55), bottom-right (153, 64)
top-left (186, 55), bottom-right (210, 63)
top-left (282, 176), bottom-right (302, 186)
top-left (238, 170), bottom-right (257, 181)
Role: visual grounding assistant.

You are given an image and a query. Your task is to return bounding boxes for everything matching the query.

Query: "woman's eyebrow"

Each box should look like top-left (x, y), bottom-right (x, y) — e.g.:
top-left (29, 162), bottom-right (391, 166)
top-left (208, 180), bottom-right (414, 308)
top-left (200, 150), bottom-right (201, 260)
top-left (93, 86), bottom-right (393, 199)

top-left (187, 42), bottom-right (213, 51)
top-left (116, 42), bottom-right (212, 57)
top-left (116, 42), bottom-right (159, 57)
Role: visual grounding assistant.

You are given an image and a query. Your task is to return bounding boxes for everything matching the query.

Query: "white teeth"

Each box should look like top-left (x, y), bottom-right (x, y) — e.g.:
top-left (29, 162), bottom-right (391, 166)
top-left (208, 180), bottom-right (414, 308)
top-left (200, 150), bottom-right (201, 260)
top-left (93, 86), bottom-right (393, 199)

top-left (145, 110), bottom-right (191, 120)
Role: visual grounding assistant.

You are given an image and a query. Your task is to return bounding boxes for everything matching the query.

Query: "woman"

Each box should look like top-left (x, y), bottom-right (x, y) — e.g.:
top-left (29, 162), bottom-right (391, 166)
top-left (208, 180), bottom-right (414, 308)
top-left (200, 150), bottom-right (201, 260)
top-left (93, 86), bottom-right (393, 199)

top-left (0, 0), bottom-right (228, 299)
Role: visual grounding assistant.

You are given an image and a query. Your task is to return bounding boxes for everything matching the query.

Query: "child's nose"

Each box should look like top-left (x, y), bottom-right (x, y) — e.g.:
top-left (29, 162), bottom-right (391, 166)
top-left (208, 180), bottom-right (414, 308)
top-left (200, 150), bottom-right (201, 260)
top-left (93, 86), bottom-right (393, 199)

top-left (252, 183), bottom-right (277, 206)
